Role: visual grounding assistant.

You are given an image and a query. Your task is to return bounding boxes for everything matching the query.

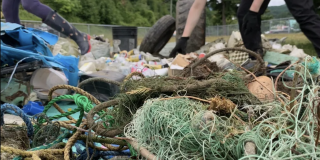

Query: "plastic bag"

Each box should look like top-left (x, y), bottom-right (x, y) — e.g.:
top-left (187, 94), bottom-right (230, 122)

top-left (90, 39), bottom-right (111, 59)
top-left (52, 37), bottom-right (80, 57)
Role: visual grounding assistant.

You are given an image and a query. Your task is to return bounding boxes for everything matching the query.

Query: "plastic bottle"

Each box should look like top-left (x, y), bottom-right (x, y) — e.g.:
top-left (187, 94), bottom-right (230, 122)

top-left (115, 56), bottom-right (127, 63)
top-left (95, 57), bottom-right (108, 71)
top-left (120, 50), bottom-right (129, 58)
top-left (131, 59), bottom-right (146, 73)
top-left (142, 68), bottom-right (156, 77)
top-left (105, 62), bottom-right (121, 72)
top-left (138, 59), bottom-right (147, 66)
top-left (140, 52), bottom-right (160, 62)
top-left (128, 55), bottom-right (142, 62)
top-left (106, 58), bottom-right (113, 64)
top-left (144, 64), bottom-right (163, 70)
top-left (79, 62), bottom-right (97, 74)
top-left (148, 61), bottom-right (163, 65)
top-left (133, 49), bottom-right (140, 55)
top-left (128, 50), bottom-right (134, 57)
top-left (119, 64), bottom-right (131, 75)
top-left (113, 54), bottom-right (120, 59)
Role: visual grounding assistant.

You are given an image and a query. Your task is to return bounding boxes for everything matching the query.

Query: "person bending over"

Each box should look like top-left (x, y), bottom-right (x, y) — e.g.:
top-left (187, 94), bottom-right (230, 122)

top-left (237, 0), bottom-right (320, 59)
top-left (170, 0), bottom-right (320, 58)
top-left (170, 0), bottom-right (206, 57)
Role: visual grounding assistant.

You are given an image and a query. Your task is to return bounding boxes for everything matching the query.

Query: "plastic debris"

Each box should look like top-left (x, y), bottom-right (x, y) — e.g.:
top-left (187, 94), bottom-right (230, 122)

top-left (22, 101), bottom-right (44, 116)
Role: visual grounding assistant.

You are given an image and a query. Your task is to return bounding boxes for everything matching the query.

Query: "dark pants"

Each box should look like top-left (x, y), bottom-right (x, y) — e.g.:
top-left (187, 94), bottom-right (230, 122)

top-left (238, 0), bottom-right (320, 57)
top-left (2, 0), bottom-right (52, 24)
top-left (285, 0), bottom-right (320, 57)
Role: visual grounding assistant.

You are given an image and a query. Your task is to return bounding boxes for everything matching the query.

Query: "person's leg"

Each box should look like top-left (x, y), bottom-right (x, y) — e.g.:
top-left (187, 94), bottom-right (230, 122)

top-left (285, 0), bottom-right (320, 57)
top-left (237, 0), bottom-right (270, 58)
top-left (237, 0), bottom-right (253, 41)
top-left (21, 0), bottom-right (91, 55)
top-left (20, 0), bottom-right (52, 20)
top-left (2, 0), bottom-right (21, 24)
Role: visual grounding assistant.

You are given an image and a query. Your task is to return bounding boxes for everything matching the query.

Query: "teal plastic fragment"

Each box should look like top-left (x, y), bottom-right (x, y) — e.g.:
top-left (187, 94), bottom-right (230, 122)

top-left (270, 69), bottom-right (295, 79)
top-left (302, 57), bottom-right (320, 76)
top-left (264, 51), bottom-right (300, 65)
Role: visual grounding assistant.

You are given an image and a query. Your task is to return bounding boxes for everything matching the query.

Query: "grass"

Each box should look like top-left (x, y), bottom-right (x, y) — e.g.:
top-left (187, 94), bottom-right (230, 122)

top-left (137, 33), bottom-right (316, 56)
top-left (204, 33), bottom-right (317, 57)
top-left (19, 9), bottom-right (41, 21)
top-left (109, 33), bottom-right (318, 57)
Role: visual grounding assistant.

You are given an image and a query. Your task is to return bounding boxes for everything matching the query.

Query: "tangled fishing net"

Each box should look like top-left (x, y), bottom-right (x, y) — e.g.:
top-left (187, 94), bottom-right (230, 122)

top-left (109, 71), bottom-right (260, 129)
top-left (31, 113), bottom-right (61, 148)
top-left (123, 58), bottom-right (320, 159)
top-left (1, 124), bottom-right (30, 160)
top-left (124, 98), bottom-right (245, 159)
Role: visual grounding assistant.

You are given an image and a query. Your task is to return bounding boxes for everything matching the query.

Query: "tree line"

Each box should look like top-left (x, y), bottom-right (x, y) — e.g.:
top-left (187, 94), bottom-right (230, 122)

top-left (1, 0), bottom-right (319, 27)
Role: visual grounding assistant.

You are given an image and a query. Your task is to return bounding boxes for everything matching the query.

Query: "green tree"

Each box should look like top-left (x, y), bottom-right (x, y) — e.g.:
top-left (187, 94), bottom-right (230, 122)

top-left (208, 0), bottom-right (239, 25)
top-left (77, 0), bottom-right (100, 23)
top-left (268, 5), bottom-right (290, 19)
top-left (41, 0), bottom-right (82, 21)
top-left (97, 0), bottom-right (122, 25)
top-left (208, 0), bottom-right (239, 34)
top-left (261, 9), bottom-right (273, 20)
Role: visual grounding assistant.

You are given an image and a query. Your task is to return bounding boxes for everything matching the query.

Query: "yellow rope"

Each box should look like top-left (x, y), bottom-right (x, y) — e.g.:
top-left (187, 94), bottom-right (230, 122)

top-left (1, 146), bottom-right (64, 157)
top-left (126, 87), bottom-right (151, 95)
top-left (64, 123), bottom-right (87, 160)
top-left (32, 151), bottom-right (59, 160)
top-left (31, 153), bottom-right (41, 160)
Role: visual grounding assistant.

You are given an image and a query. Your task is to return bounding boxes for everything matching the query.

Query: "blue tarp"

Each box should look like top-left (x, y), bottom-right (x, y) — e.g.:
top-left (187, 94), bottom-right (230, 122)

top-left (0, 22), bottom-right (21, 34)
top-left (0, 22), bottom-right (79, 86)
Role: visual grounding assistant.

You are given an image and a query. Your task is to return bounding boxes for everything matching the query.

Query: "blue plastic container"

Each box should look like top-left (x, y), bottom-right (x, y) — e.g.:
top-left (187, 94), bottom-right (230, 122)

top-left (22, 101), bottom-right (44, 116)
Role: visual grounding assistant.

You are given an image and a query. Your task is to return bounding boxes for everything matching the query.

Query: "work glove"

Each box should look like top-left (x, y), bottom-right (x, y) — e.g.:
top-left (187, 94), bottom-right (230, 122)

top-left (169, 37), bottom-right (189, 58)
top-left (242, 10), bottom-right (259, 36)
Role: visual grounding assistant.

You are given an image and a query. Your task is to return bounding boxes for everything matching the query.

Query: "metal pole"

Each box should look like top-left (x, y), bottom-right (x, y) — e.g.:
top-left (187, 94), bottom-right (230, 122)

top-left (269, 20), bottom-right (272, 31)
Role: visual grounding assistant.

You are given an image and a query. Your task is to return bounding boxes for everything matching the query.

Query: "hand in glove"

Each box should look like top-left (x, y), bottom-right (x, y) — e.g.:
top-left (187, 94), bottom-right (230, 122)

top-left (242, 11), bottom-right (259, 35)
top-left (169, 37), bottom-right (189, 58)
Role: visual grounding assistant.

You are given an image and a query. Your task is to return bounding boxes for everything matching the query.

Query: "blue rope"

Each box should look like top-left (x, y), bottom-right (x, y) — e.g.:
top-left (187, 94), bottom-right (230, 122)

top-left (100, 151), bottom-right (131, 156)
top-left (75, 146), bottom-right (101, 160)
top-left (0, 103), bottom-right (34, 138)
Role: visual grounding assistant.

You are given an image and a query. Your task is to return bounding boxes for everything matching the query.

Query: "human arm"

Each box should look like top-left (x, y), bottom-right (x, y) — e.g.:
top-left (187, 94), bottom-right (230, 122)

top-left (249, 0), bottom-right (264, 12)
top-left (182, 0), bottom-right (207, 37)
top-left (241, 0), bottom-right (266, 58)
top-left (169, 0), bottom-right (206, 57)
top-left (242, 0), bottom-right (265, 33)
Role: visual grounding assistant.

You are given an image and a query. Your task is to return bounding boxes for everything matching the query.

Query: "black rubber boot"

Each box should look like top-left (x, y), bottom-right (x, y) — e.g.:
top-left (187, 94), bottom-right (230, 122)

top-left (43, 11), bottom-right (91, 55)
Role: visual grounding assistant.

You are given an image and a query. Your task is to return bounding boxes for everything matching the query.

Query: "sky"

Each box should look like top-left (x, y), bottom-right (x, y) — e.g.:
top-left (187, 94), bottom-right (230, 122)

top-left (268, 0), bottom-right (286, 6)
